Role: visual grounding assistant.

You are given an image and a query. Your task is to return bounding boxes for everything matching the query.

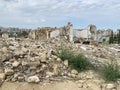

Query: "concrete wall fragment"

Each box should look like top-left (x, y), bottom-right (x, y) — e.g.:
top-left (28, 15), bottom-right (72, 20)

top-left (50, 30), bottom-right (60, 38)
top-left (2, 33), bottom-right (9, 39)
top-left (28, 22), bottom-right (74, 42)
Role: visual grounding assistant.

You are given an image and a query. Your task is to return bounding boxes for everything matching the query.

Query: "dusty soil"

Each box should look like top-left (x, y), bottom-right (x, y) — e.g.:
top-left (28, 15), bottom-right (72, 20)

top-left (0, 80), bottom-right (96, 90)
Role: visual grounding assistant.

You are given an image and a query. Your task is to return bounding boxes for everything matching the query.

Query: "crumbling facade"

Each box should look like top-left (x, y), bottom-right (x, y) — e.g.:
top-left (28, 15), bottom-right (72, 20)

top-left (96, 29), bottom-right (113, 43)
top-left (75, 24), bottom-right (96, 43)
top-left (29, 27), bottom-right (52, 40)
top-left (0, 23), bottom-right (116, 44)
top-left (75, 25), bottom-right (114, 44)
top-left (29, 22), bottom-right (74, 42)
top-left (1, 32), bottom-right (9, 39)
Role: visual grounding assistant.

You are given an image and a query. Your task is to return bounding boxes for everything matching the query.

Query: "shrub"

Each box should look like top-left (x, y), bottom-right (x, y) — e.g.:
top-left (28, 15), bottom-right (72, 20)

top-left (56, 47), bottom-right (74, 61)
top-left (99, 62), bottom-right (120, 82)
top-left (17, 31), bottom-right (29, 38)
top-left (69, 54), bottom-right (93, 72)
top-left (21, 31), bottom-right (29, 37)
top-left (56, 47), bottom-right (93, 72)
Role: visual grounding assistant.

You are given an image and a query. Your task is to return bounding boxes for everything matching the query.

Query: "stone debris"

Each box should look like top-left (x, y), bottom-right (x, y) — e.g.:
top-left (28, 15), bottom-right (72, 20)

top-left (0, 37), bottom-right (119, 89)
top-left (0, 38), bottom-right (75, 84)
top-left (12, 61), bottom-right (20, 67)
top-left (63, 60), bottom-right (68, 67)
top-left (105, 83), bottom-right (116, 90)
top-left (71, 69), bottom-right (78, 75)
top-left (75, 70), bottom-right (104, 90)
top-left (0, 73), bottom-right (5, 80)
top-left (4, 68), bottom-right (14, 75)
top-left (27, 76), bottom-right (40, 83)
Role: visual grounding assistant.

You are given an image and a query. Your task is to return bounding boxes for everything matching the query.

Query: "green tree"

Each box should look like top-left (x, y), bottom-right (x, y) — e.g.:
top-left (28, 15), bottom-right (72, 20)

top-left (118, 30), bottom-right (120, 44)
top-left (109, 30), bottom-right (114, 44)
top-left (21, 31), bottom-right (29, 37)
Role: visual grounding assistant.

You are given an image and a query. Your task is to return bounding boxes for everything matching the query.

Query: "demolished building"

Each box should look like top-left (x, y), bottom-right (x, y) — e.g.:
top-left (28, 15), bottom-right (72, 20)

top-left (75, 24), bottom-right (97, 44)
top-left (74, 25), bottom-right (114, 44)
top-left (0, 23), bottom-right (116, 44)
top-left (29, 23), bottom-right (114, 44)
top-left (96, 29), bottom-right (113, 44)
top-left (29, 22), bottom-right (73, 42)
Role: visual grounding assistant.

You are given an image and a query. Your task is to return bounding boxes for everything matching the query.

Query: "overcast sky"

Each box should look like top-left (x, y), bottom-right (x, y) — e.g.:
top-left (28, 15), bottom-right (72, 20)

top-left (0, 0), bottom-right (120, 30)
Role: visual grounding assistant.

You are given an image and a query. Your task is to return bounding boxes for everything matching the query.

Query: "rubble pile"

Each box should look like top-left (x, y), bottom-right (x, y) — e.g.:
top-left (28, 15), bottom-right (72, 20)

top-left (0, 38), bottom-right (75, 84)
top-left (0, 37), bottom-right (120, 90)
top-left (75, 70), bottom-right (118, 90)
top-left (75, 44), bottom-right (120, 67)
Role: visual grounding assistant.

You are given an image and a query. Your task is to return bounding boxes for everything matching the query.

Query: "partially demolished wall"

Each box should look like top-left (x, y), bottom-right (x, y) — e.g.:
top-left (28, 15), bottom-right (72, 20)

top-left (29, 22), bottom-right (73, 41)
top-left (75, 25), bottom-right (113, 44)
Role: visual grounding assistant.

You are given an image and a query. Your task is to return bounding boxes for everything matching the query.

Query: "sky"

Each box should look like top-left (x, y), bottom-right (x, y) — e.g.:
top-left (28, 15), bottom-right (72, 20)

top-left (0, 0), bottom-right (120, 30)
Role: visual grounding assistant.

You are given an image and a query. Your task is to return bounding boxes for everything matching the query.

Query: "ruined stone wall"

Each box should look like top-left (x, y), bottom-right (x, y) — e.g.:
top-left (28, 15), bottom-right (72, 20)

top-left (105, 30), bottom-right (113, 36)
top-left (29, 22), bottom-right (74, 42)
top-left (87, 25), bottom-right (97, 41)
top-left (35, 29), bottom-right (48, 40)
top-left (96, 29), bottom-right (113, 43)
top-left (50, 29), bottom-right (60, 38)
top-left (29, 28), bottom-right (52, 40)
top-left (75, 25), bottom-right (96, 42)
top-left (68, 22), bottom-right (73, 42)
top-left (96, 30), bottom-right (104, 42)
top-left (2, 33), bottom-right (9, 39)
top-left (29, 31), bottom-right (36, 39)
top-left (76, 29), bottom-right (89, 39)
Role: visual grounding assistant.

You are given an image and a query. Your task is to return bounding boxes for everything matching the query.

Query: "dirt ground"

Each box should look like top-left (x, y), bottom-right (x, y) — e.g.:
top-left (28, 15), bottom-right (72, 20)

top-left (1, 80), bottom-right (120, 90)
top-left (0, 81), bottom-right (91, 90)
top-left (0, 81), bottom-right (79, 90)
